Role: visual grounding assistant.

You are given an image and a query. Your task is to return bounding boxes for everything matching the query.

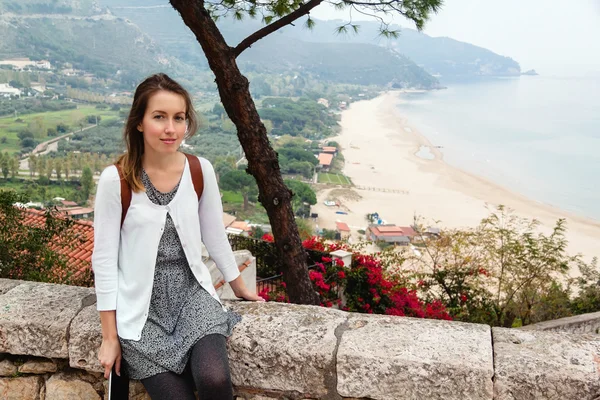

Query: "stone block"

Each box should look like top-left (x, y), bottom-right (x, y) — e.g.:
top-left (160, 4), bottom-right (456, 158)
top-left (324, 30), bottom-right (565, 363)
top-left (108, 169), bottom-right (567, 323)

top-left (69, 304), bottom-right (102, 373)
top-left (18, 358), bottom-right (57, 374)
top-left (0, 376), bottom-right (42, 399)
top-left (337, 314), bottom-right (494, 400)
top-left (227, 302), bottom-right (346, 398)
top-left (0, 279), bottom-right (25, 295)
top-left (46, 372), bottom-right (101, 400)
top-left (0, 359), bottom-right (17, 376)
top-left (0, 282), bottom-right (95, 358)
top-left (493, 327), bottom-right (600, 399)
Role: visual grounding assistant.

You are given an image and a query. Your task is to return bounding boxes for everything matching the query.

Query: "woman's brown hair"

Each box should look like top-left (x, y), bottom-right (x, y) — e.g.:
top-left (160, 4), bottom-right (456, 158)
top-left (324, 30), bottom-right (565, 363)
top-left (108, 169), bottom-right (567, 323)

top-left (117, 73), bottom-right (198, 192)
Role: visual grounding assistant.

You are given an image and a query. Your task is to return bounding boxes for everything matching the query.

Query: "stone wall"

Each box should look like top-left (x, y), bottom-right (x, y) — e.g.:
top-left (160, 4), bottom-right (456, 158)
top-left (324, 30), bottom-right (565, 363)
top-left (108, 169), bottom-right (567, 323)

top-left (1, 278), bottom-right (600, 399)
top-left (520, 311), bottom-right (600, 335)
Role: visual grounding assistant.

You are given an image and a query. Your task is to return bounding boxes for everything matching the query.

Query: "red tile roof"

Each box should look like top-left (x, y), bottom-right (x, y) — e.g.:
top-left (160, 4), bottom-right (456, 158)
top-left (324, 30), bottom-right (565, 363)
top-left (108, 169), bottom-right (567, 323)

top-left (335, 222), bottom-right (350, 232)
top-left (21, 209), bottom-right (94, 277)
top-left (318, 153), bottom-right (334, 166)
top-left (370, 225), bottom-right (417, 237)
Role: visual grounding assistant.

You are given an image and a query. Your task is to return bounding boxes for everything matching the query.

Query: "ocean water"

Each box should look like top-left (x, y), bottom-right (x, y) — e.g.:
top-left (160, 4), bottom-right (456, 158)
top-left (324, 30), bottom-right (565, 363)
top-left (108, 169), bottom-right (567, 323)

top-left (396, 76), bottom-right (600, 220)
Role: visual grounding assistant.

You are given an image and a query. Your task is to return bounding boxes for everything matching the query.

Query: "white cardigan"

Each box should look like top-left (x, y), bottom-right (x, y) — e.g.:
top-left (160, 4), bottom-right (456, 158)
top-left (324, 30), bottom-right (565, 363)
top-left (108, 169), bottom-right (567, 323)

top-left (92, 156), bottom-right (240, 340)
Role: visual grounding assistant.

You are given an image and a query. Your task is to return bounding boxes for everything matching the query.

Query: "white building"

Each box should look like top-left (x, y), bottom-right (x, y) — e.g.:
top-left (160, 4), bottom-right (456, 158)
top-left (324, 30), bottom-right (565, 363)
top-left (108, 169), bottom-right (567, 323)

top-left (0, 83), bottom-right (21, 97)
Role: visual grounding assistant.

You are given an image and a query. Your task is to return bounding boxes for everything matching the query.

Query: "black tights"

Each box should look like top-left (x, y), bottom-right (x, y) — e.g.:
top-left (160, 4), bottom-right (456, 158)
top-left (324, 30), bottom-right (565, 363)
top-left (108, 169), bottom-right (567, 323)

top-left (141, 334), bottom-right (233, 400)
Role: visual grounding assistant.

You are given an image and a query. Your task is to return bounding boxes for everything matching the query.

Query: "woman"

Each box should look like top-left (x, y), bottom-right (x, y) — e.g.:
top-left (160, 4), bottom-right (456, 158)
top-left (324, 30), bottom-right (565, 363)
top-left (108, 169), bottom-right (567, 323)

top-left (92, 73), bottom-right (262, 399)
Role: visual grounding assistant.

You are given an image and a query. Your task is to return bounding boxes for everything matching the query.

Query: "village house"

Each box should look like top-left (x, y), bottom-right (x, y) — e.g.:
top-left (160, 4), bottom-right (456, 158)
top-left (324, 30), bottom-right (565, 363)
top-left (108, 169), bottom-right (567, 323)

top-left (366, 224), bottom-right (417, 246)
top-left (335, 221), bottom-right (351, 239)
top-left (0, 83), bottom-right (21, 97)
top-left (317, 98), bottom-right (329, 108)
top-left (317, 153), bottom-right (334, 172)
top-left (321, 146), bottom-right (337, 155)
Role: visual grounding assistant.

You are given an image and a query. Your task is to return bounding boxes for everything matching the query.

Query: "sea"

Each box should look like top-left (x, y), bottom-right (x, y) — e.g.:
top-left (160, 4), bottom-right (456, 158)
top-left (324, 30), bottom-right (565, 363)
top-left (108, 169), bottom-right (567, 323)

top-left (396, 75), bottom-right (600, 221)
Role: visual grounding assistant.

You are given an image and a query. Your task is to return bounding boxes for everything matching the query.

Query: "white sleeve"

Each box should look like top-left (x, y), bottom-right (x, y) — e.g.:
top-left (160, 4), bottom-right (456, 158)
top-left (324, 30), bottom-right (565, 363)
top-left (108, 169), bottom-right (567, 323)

top-left (91, 166), bottom-right (122, 310)
top-left (198, 158), bottom-right (240, 282)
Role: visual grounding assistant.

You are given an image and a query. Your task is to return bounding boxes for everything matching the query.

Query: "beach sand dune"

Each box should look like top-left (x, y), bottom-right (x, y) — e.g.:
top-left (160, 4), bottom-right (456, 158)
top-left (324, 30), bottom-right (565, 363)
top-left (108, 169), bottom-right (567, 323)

top-left (313, 92), bottom-right (600, 263)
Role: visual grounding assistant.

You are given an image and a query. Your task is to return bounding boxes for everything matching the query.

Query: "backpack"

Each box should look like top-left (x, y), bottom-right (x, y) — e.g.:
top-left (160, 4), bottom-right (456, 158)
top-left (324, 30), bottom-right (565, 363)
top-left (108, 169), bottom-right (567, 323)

top-left (115, 153), bottom-right (204, 228)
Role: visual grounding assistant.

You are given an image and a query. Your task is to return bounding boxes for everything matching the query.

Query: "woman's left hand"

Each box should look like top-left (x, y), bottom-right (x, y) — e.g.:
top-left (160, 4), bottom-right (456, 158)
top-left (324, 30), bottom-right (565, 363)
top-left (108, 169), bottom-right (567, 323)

top-left (235, 289), bottom-right (265, 302)
top-left (229, 275), bottom-right (265, 302)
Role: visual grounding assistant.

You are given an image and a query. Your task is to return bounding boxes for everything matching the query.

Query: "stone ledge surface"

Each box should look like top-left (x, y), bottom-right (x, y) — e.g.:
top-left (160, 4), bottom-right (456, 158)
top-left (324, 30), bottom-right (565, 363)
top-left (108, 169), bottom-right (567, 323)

top-left (0, 281), bottom-right (95, 358)
top-left (69, 304), bottom-right (103, 373)
top-left (2, 279), bottom-right (600, 399)
top-left (521, 311), bottom-right (600, 335)
top-left (0, 279), bottom-right (25, 295)
top-left (226, 302), bottom-right (346, 398)
top-left (337, 314), bottom-right (494, 400)
top-left (493, 327), bottom-right (600, 400)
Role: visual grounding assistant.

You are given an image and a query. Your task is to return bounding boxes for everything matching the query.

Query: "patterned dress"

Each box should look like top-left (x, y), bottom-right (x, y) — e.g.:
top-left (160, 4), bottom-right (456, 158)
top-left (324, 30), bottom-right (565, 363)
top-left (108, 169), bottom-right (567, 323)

top-left (119, 170), bottom-right (241, 380)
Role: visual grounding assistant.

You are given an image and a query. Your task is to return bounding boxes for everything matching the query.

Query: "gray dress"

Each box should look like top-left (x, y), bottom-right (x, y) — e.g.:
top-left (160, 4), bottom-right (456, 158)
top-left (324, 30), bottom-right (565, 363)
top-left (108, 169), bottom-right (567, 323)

top-left (119, 170), bottom-right (241, 380)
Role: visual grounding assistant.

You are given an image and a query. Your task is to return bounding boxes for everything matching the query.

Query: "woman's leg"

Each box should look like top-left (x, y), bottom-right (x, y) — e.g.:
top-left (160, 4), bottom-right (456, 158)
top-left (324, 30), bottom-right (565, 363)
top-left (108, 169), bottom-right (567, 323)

top-left (189, 334), bottom-right (234, 400)
top-left (141, 371), bottom-right (197, 400)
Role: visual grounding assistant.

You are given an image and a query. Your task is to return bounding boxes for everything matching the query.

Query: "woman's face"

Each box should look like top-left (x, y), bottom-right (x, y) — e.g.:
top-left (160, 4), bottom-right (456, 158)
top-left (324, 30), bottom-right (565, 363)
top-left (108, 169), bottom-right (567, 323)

top-left (137, 90), bottom-right (187, 155)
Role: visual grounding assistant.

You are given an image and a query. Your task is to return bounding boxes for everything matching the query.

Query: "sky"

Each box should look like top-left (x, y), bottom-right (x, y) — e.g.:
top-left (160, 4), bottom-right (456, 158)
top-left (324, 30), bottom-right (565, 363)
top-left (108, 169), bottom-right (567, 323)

top-left (310, 0), bottom-right (600, 76)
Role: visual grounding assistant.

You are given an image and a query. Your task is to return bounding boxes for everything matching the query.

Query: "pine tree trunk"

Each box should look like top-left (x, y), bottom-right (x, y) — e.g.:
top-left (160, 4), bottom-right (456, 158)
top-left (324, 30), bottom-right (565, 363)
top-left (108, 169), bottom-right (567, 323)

top-left (170, 1), bottom-right (319, 305)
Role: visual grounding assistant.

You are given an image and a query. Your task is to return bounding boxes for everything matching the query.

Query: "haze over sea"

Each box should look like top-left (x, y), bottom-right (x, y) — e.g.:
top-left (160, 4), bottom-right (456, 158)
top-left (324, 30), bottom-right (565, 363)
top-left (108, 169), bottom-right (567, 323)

top-left (397, 75), bottom-right (600, 221)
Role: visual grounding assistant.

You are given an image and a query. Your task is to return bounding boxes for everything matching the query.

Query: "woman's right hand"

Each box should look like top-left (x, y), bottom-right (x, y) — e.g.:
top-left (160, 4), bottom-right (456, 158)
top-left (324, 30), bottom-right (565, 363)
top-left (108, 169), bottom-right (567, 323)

top-left (98, 337), bottom-right (122, 379)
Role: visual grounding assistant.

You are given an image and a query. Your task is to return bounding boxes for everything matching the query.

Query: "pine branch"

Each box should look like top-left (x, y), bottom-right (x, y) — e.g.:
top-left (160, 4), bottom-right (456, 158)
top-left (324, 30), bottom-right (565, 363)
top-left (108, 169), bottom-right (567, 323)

top-left (233, 0), bottom-right (323, 57)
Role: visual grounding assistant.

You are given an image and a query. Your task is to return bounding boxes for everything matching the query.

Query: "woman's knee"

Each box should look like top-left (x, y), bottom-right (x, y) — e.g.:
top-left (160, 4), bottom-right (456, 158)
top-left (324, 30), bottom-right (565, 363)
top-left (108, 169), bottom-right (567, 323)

top-left (195, 368), bottom-right (231, 391)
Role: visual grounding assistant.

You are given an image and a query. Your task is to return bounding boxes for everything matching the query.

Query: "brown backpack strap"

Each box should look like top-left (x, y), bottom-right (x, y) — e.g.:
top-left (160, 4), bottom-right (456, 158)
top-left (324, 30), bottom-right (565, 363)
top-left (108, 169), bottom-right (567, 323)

top-left (184, 153), bottom-right (204, 201)
top-left (115, 163), bottom-right (131, 228)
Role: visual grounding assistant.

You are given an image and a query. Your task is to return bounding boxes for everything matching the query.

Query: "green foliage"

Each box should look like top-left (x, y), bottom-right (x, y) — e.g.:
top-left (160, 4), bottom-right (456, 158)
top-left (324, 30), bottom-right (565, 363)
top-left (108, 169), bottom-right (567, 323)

top-left (80, 167), bottom-right (94, 203)
top-left (570, 259), bottom-right (600, 315)
top-left (321, 229), bottom-right (337, 240)
top-left (219, 169), bottom-right (258, 211)
top-left (259, 97), bottom-right (339, 139)
top-left (411, 207), bottom-right (593, 327)
top-left (0, 190), bottom-right (80, 284)
top-left (0, 98), bottom-right (77, 118)
top-left (285, 179), bottom-right (316, 217)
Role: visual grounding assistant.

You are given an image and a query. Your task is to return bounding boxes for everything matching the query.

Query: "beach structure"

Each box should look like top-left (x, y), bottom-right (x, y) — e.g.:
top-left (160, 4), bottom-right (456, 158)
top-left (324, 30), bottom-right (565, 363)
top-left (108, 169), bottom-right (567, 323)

top-left (335, 221), bottom-right (351, 238)
top-left (366, 224), bottom-right (417, 246)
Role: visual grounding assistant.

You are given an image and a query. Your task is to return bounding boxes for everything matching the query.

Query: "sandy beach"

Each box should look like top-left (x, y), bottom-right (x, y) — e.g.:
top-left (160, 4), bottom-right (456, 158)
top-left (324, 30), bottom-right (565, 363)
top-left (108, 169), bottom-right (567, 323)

top-left (312, 91), bottom-right (600, 263)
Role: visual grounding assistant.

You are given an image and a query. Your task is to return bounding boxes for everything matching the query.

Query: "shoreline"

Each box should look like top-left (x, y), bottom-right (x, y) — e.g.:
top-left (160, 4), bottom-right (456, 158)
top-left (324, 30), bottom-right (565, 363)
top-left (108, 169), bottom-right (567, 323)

top-left (312, 91), bottom-right (600, 262)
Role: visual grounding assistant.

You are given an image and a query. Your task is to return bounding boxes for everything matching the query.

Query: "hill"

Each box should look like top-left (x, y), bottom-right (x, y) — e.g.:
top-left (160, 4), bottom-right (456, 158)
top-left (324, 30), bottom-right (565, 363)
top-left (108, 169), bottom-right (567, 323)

top-left (264, 19), bottom-right (522, 81)
top-left (0, 0), bottom-right (197, 84)
top-left (99, 3), bottom-right (440, 88)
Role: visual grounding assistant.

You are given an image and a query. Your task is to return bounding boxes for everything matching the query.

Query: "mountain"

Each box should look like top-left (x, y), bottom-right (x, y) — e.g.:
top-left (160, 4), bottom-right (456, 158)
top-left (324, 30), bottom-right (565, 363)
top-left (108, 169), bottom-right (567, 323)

top-left (257, 19), bottom-right (523, 81)
top-left (0, 0), bottom-right (521, 88)
top-left (96, 3), bottom-right (441, 88)
top-left (0, 0), bottom-right (197, 82)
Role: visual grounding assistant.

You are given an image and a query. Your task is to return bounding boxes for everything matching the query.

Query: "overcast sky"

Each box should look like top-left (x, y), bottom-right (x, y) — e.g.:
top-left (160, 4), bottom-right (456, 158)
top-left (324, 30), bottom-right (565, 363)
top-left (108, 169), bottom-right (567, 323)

top-left (310, 0), bottom-right (600, 76)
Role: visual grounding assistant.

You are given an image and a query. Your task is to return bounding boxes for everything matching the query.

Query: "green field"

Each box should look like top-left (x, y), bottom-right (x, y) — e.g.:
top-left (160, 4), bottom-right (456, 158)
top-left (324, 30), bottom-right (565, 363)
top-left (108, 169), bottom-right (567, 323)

top-left (0, 179), bottom-right (81, 203)
top-left (221, 190), bottom-right (243, 204)
top-left (317, 172), bottom-right (353, 186)
top-left (0, 106), bottom-right (120, 154)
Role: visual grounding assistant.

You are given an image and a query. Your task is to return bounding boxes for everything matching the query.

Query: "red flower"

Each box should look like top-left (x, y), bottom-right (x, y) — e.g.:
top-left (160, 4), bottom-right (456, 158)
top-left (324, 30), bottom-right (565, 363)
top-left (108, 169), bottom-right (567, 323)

top-left (337, 271), bottom-right (346, 279)
top-left (335, 258), bottom-right (345, 267)
top-left (261, 233), bottom-right (274, 242)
